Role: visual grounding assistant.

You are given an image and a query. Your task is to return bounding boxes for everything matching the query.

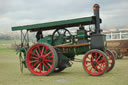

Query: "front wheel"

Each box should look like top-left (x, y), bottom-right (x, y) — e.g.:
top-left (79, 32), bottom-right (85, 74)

top-left (82, 49), bottom-right (108, 76)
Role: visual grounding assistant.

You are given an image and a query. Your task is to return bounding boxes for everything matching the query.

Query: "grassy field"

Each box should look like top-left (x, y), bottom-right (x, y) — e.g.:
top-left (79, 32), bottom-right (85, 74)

top-left (0, 40), bottom-right (20, 48)
top-left (0, 40), bottom-right (128, 85)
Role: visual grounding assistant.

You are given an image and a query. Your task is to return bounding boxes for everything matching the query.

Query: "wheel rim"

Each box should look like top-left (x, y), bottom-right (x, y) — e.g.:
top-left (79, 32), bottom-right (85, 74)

top-left (26, 43), bottom-right (56, 76)
top-left (83, 50), bottom-right (108, 76)
top-left (106, 49), bottom-right (115, 72)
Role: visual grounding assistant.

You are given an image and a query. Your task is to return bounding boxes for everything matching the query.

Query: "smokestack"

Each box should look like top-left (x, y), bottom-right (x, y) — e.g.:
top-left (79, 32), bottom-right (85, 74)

top-left (93, 4), bottom-right (100, 34)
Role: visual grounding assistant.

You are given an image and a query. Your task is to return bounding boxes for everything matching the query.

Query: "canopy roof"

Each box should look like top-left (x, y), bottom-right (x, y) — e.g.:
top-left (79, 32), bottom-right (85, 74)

top-left (12, 16), bottom-right (100, 32)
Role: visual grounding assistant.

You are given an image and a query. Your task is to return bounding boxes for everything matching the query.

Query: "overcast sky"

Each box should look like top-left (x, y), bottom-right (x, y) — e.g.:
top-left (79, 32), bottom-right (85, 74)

top-left (0, 0), bottom-right (128, 31)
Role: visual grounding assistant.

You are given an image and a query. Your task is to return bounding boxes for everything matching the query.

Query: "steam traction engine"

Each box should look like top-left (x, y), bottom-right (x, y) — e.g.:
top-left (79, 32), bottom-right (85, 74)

top-left (12, 4), bottom-right (115, 76)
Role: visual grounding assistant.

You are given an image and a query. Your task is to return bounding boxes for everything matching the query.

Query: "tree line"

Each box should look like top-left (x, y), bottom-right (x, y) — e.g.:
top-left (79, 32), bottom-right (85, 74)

top-left (0, 33), bottom-right (36, 40)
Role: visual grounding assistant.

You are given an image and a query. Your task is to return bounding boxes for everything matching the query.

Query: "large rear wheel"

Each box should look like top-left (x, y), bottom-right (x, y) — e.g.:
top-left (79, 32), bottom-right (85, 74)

top-left (26, 43), bottom-right (58, 76)
top-left (83, 49), bottom-right (108, 76)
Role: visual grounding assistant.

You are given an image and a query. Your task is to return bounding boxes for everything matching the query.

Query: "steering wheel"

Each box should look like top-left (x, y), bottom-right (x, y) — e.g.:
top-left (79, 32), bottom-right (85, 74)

top-left (52, 28), bottom-right (73, 46)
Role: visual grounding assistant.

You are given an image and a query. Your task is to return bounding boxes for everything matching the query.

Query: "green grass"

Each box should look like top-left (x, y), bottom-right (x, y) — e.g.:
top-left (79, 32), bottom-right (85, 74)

top-left (0, 40), bottom-right (34, 48)
top-left (0, 40), bottom-right (21, 48)
top-left (0, 40), bottom-right (21, 45)
top-left (0, 48), bottom-right (128, 85)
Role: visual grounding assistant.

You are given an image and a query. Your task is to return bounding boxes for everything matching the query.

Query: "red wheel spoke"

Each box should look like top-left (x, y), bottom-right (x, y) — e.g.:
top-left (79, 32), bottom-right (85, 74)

top-left (93, 67), bottom-right (97, 73)
top-left (98, 64), bottom-right (104, 70)
top-left (101, 63), bottom-right (104, 68)
top-left (30, 60), bottom-right (38, 63)
top-left (86, 57), bottom-right (91, 61)
top-left (35, 49), bottom-right (40, 57)
top-left (43, 62), bottom-right (49, 70)
top-left (86, 64), bottom-right (92, 68)
top-left (97, 54), bottom-right (102, 61)
top-left (46, 60), bottom-right (53, 63)
top-left (41, 47), bottom-right (44, 55)
top-left (46, 56), bottom-right (54, 59)
top-left (90, 53), bottom-right (94, 60)
top-left (44, 48), bottom-right (48, 55)
top-left (103, 63), bottom-right (106, 68)
top-left (40, 63), bottom-right (42, 72)
top-left (89, 67), bottom-right (93, 72)
top-left (46, 62), bottom-right (52, 68)
top-left (43, 63), bottom-right (44, 72)
top-left (37, 46), bottom-right (42, 56)
top-left (94, 52), bottom-right (98, 59)
top-left (32, 61), bottom-right (39, 68)
top-left (30, 56), bottom-right (38, 60)
top-left (98, 58), bottom-right (105, 64)
top-left (34, 63), bottom-right (40, 71)
top-left (96, 66), bottom-right (101, 72)
top-left (86, 61), bottom-right (92, 63)
top-left (30, 52), bottom-right (38, 57)
top-left (45, 51), bottom-right (52, 57)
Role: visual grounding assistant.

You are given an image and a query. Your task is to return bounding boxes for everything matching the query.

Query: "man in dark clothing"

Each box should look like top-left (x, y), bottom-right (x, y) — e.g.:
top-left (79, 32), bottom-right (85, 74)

top-left (36, 31), bottom-right (43, 41)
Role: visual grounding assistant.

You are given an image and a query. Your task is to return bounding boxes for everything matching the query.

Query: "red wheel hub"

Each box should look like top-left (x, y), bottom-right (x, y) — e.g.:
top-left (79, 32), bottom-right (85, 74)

top-left (83, 50), bottom-right (108, 76)
top-left (26, 43), bottom-right (57, 76)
